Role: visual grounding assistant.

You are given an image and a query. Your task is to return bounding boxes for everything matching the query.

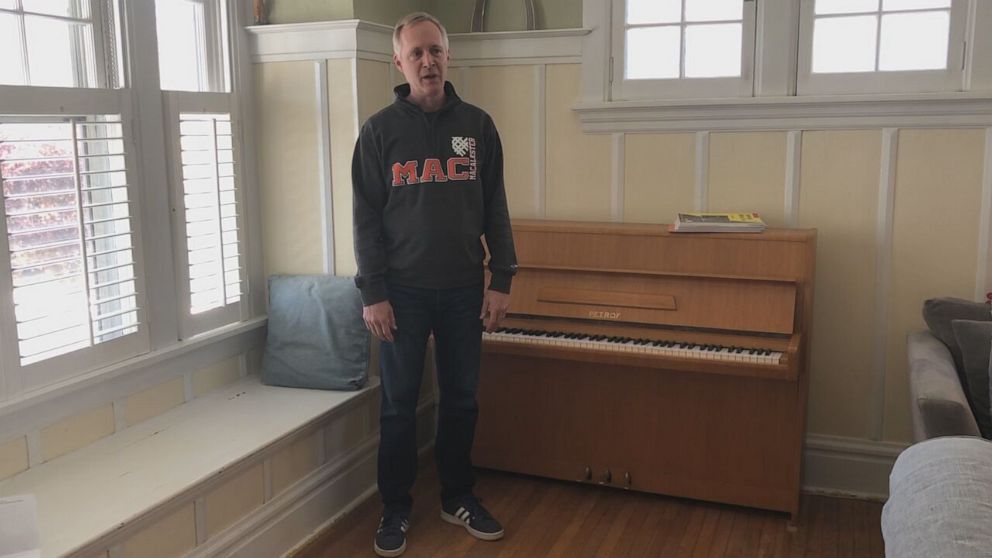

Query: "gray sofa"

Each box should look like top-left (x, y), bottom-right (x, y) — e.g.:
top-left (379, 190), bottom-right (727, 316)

top-left (880, 328), bottom-right (992, 557)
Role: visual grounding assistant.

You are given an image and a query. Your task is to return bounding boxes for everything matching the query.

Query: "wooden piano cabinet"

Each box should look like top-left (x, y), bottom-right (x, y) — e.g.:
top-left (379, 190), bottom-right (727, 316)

top-left (473, 352), bottom-right (804, 517)
top-left (472, 220), bottom-right (815, 521)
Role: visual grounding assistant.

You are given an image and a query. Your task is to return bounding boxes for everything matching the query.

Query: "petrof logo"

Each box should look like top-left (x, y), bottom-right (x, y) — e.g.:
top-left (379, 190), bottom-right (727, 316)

top-left (588, 310), bottom-right (622, 320)
top-left (452, 136), bottom-right (471, 156)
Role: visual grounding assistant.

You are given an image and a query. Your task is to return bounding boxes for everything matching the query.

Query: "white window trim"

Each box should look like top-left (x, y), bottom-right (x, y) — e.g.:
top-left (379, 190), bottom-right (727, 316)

top-left (0, 89), bottom-right (152, 394)
top-left (610, 0), bottom-right (757, 100)
top-left (579, 0), bottom-right (992, 133)
top-left (796, 0), bottom-right (969, 95)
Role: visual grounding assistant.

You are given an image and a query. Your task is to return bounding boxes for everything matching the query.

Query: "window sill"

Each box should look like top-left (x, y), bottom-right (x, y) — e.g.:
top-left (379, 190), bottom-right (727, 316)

top-left (573, 91), bottom-right (992, 133)
top-left (0, 317), bottom-right (267, 432)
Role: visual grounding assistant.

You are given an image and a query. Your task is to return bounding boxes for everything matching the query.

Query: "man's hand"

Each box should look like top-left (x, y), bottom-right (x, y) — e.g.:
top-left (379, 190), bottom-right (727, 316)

top-left (480, 290), bottom-right (510, 333)
top-left (363, 300), bottom-right (397, 342)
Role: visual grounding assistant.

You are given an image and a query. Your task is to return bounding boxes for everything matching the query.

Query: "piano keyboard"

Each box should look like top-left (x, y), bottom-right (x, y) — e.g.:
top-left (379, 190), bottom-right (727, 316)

top-left (484, 327), bottom-right (784, 365)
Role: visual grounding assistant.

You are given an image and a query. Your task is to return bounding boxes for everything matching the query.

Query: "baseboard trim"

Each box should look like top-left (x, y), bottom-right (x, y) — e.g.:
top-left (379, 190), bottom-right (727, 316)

top-left (802, 433), bottom-right (908, 501)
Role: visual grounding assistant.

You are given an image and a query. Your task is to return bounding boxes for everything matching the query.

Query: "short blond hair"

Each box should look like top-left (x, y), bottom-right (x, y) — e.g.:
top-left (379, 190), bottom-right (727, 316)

top-left (393, 12), bottom-right (449, 55)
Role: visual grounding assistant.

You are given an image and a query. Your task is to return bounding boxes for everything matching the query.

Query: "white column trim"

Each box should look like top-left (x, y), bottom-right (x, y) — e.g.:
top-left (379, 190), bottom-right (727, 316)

top-left (534, 65), bottom-right (547, 219)
top-left (262, 457), bottom-right (274, 502)
top-left (194, 497), bottom-right (207, 545)
top-left (873, 128), bottom-right (900, 441)
top-left (315, 61), bottom-right (335, 275)
top-left (26, 431), bottom-right (41, 468)
top-left (112, 399), bottom-right (126, 433)
top-left (962, 0), bottom-right (978, 91)
top-left (977, 127), bottom-right (992, 299)
top-left (611, 133), bottom-right (625, 222)
top-left (694, 132), bottom-right (710, 212)
top-left (785, 130), bottom-right (803, 226)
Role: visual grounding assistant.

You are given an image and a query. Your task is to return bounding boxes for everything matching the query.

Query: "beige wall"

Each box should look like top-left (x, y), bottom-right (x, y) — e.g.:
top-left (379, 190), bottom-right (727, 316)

top-left (430, 0), bottom-right (582, 32)
top-left (265, 0), bottom-right (353, 24)
top-left (254, 54), bottom-right (991, 444)
top-left (263, 0), bottom-right (582, 31)
top-left (255, 61), bottom-right (325, 277)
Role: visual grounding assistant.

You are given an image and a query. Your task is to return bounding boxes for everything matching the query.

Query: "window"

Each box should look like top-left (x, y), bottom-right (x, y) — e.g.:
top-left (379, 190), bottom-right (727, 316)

top-left (612, 0), bottom-right (756, 100)
top-left (0, 0), bottom-right (119, 88)
top-left (797, 0), bottom-right (968, 94)
top-left (0, 115), bottom-right (147, 388)
top-left (164, 102), bottom-right (246, 337)
top-left (0, 0), bottom-right (252, 399)
top-left (179, 113), bottom-right (242, 315)
top-left (156, 0), bottom-right (245, 338)
top-left (155, 0), bottom-right (230, 92)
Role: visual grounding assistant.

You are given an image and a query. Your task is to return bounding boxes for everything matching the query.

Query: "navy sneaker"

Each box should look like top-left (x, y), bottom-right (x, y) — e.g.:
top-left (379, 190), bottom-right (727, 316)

top-left (440, 496), bottom-right (504, 541)
top-left (374, 508), bottom-right (410, 557)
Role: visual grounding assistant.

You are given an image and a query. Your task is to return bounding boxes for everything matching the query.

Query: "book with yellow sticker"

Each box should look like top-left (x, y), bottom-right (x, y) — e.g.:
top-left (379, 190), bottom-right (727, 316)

top-left (670, 212), bottom-right (766, 233)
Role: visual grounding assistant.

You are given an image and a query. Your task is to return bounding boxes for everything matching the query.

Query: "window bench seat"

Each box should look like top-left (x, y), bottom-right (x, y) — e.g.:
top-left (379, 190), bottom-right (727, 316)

top-left (0, 375), bottom-right (385, 558)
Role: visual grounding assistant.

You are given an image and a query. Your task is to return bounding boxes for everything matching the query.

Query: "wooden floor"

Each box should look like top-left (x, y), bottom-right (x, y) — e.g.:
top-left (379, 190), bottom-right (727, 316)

top-left (294, 457), bottom-right (885, 558)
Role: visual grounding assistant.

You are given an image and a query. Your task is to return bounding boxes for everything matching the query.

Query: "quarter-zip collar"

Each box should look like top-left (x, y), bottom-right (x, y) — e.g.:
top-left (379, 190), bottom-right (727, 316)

top-left (393, 81), bottom-right (462, 115)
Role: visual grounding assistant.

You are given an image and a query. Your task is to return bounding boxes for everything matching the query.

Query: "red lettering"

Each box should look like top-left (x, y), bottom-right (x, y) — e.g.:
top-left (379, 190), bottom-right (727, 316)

top-left (391, 161), bottom-right (419, 186)
top-left (420, 158), bottom-right (447, 183)
top-left (447, 157), bottom-right (470, 181)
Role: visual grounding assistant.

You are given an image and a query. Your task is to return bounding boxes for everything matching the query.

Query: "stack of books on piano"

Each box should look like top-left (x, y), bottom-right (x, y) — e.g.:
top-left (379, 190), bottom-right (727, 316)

top-left (670, 212), bottom-right (766, 233)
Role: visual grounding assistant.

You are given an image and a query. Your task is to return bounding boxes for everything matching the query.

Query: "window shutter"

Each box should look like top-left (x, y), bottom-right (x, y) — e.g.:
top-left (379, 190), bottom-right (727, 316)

top-left (178, 112), bottom-right (242, 315)
top-left (0, 116), bottom-right (140, 365)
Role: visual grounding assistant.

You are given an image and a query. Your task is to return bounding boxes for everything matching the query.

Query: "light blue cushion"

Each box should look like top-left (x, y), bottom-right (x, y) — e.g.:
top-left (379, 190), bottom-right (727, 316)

top-left (261, 275), bottom-right (369, 391)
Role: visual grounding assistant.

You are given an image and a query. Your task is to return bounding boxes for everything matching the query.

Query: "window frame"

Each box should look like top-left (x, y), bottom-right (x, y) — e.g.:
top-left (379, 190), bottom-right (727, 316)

top-left (796, 0), bottom-right (970, 95)
top-left (155, 0), bottom-right (231, 93)
top-left (162, 91), bottom-right (247, 340)
top-left (610, 0), bottom-right (757, 100)
top-left (0, 91), bottom-right (151, 394)
top-left (0, 0), bottom-right (117, 89)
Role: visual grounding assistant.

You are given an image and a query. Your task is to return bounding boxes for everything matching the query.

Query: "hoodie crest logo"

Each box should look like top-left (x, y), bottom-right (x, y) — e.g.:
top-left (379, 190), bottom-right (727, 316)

top-left (452, 136), bottom-right (471, 156)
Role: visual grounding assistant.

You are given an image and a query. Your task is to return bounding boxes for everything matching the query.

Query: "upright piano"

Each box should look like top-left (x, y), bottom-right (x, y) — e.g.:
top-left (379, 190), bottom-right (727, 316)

top-left (474, 220), bottom-right (816, 520)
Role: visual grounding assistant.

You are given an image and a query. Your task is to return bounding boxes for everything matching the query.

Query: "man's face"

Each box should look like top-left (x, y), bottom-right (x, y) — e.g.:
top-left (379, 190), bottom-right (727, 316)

top-left (394, 20), bottom-right (449, 100)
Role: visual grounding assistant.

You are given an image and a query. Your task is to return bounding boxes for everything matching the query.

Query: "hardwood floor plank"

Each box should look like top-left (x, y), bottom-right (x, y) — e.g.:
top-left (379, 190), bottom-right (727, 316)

top-left (690, 507), bottom-right (722, 558)
top-left (675, 505), bottom-right (708, 557)
top-left (292, 458), bottom-right (885, 558)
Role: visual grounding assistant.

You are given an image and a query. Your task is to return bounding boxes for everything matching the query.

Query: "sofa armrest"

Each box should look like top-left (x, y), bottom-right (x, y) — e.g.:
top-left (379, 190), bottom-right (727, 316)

top-left (907, 331), bottom-right (981, 442)
top-left (882, 437), bottom-right (992, 557)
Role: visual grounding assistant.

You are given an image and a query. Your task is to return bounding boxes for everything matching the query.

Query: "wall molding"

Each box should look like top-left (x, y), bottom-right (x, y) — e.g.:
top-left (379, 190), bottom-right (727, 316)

top-left (785, 130), bottom-right (803, 227)
top-left (574, 93), bottom-right (992, 133)
top-left (977, 127), bottom-right (992, 299)
top-left (247, 20), bottom-right (394, 64)
top-left (247, 20), bottom-right (588, 67)
top-left (802, 433), bottom-right (907, 500)
top-left (872, 129), bottom-right (900, 441)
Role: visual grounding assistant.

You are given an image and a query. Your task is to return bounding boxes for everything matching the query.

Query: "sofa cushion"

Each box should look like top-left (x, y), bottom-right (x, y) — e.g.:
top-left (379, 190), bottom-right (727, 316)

top-left (951, 320), bottom-right (992, 439)
top-left (922, 297), bottom-right (991, 402)
top-left (261, 275), bottom-right (370, 391)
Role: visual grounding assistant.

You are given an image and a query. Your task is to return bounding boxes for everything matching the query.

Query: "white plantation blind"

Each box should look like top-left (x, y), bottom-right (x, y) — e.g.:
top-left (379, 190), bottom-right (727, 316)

top-left (0, 116), bottom-right (140, 366)
top-left (178, 112), bottom-right (242, 315)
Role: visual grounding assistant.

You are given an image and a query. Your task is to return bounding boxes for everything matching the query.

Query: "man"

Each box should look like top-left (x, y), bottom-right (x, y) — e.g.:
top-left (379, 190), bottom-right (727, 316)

top-left (351, 12), bottom-right (517, 558)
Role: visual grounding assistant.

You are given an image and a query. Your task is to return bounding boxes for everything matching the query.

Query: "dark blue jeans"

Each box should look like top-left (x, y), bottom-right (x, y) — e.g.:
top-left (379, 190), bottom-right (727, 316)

top-left (378, 282), bottom-right (484, 511)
